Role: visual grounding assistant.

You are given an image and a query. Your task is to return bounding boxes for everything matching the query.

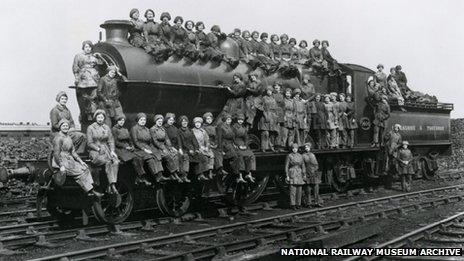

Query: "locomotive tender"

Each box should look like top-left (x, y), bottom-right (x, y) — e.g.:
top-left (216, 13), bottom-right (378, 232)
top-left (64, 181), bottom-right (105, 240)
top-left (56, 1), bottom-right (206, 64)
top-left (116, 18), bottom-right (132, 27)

top-left (43, 20), bottom-right (453, 223)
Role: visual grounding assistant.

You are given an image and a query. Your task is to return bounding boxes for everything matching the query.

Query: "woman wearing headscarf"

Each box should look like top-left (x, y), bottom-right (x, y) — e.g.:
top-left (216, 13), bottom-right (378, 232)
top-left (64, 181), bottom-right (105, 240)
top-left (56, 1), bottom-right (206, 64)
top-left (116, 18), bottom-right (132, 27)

top-left (203, 112), bottom-right (224, 175)
top-left (53, 119), bottom-right (101, 198)
top-left (150, 114), bottom-right (181, 182)
top-left (86, 110), bottom-right (119, 194)
top-left (128, 8), bottom-right (146, 48)
top-left (130, 113), bottom-right (167, 183)
top-left (72, 40), bottom-right (104, 121)
top-left (192, 117), bottom-right (215, 179)
top-left (50, 91), bottom-right (86, 154)
top-left (112, 115), bottom-right (149, 185)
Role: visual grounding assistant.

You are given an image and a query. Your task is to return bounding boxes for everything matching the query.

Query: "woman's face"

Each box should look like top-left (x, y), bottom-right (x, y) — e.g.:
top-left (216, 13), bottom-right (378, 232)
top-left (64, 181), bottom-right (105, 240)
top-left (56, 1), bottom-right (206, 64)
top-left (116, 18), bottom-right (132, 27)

top-left (346, 96), bottom-right (351, 102)
top-left (378, 67), bottom-right (383, 72)
top-left (176, 20), bottom-right (182, 26)
top-left (59, 96), bottom-right (68, 106)
top-left (131, 11), bottom-right (139, 20)
top-left (194, 121), bottom-right (202, 128)
top-left (390, 69), bottom-right (395, 74)
top-left (295, 93), bottom-right (300, 99)
top-left (285, 91), bottom-right (291, 98)
top-left (368, 81), bottom-right (375, 87)
top-left (146, 11), bottom-right (154, 20)
top-left (271, 36), bottom-right (278, 43)
top-left (250, 75), bottom-right (257, 81)
top-left (83, 44), bottom-right (92, 54)
top-left (138, 117), bottom-right (146, 126)
top-left (289, 41), bottom-right (296, 46)
top-left (162, 17), bottom-right (169, 23)
top-left (305, 145), bottom-right (311, 152)
top-left (96, 114), bottom-right (105, 124)
top-left (252, 33), bottom-right (259, 40)
top-left (300, 42), bottom-right (307, 48)
top-left (156, 119), bottom-right (163, 126)
top-left (244, 32), bottom-right (250, 39)
top-left (339, 95), bottom-right (345, 102)
top-left (117, 118), bottom-right (125, 127)
top-left (324, 96), bottom-right (330, 103)
top-left (197, 24), bottom-right (204, 31)
top-left (402, 144), bottom-right (408, 149)
top-left (60, 122), bottom-right (70, 133)
top-left (205, 116), bottom-right (213, 124)
top-left (322, 42), bottom-right (328, 48)
top-left (186, 22), bottom-right (193, 30)
top-left (281, 38), bottom-right (288, 44)
top-left (167, 118), bottom-right (175, 125)
top-left (267, 89), bottom-right (273, 96)
top-left (314, 42), bottom-right (320, 48)
top-left (237, 119), bottom-right (244, 125)
top-left (108, 70), bottom-right (116, 78)
top-left (315, 95), bottom-right (321, 102)
top-left (225, 118), bottom-right (232, 125)
top-left (233, 75), bottom-right (240, 82)
top-left (274, 85), bottom-right (281, 93)
top-left (262, 36), bottom-right (268, 42)
top-left (292, 146), bottom-right (298, 153)
top-left (181, 120), bottom-right (188, 128)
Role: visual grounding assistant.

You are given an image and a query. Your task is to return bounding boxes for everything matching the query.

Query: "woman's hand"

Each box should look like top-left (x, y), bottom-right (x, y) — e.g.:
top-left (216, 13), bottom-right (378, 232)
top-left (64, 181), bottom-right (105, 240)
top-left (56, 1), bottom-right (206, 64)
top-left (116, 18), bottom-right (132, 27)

top-left (285, 176), bottom-right (290, 183)
top-left (60, 166), bottom-right (66, 173)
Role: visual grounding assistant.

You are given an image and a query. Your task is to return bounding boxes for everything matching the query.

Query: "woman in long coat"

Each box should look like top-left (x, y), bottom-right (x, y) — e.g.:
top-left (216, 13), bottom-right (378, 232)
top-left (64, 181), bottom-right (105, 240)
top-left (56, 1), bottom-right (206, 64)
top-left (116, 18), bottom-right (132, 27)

top-left (273, 83), bottom-right (286, 151)
top-left (143, 9), bottom-right (170, 61)
top-left (150, 114), bottom-right (181, 182)
top-left (50, 91), bottom-right (87, 154)
top-left (203, 112), bottom-right (224, 174)
top-left (53, 119), bottom-right (101, 198)
top-left (324, 95), bottom-right (338, 149)
top-left (192, 117), bottom-right (215, 179)
top-left (258, 86), bottom-right (278, 152)
top-left (130, 113), bottom-right (167, 182)
top-left (337, 93), bottom-right (348, 148)
top-left (112, 115), bottom-right (149, 185)
top-left (302, 143), bottom-right (322, 207)
top-left (170, 16), bottom-right (188, 57)
top-left (184, 20), bottom-right (200, 61)
top-left (217, 113), bottom-right (241, 180)
top-left (285, 143), bottom-right (305, 209)
top-left (164, 113), bottom-right (190, 182)
top-left (128, 9), bottom-right (146, 48)
top-left (298, 40), bottom-right (311, 65)
top-left (244, 73), bottom-right (264, 126)
top-left (233, 114), bottom-right (256, 183)
top-left (345, 94), bottom-right (358, 148)
top-left (86, 110), bottom-right (120, 194)
top-left (97, 66), bottom-right (127, 127)
top-left (293, 89), bottom-right (308, 146)
top-left (314, 94), bottom-right (326, 149)
top-left (283, 88), bottom-right (296, 149)
top-left (223, 73), bottom-right (247, 117)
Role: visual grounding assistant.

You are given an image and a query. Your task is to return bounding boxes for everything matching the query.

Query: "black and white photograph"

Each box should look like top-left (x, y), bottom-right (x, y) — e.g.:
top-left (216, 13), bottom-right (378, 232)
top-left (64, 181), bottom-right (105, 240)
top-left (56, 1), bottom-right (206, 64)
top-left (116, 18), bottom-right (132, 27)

top-left (0, 0), bottom-right (463, 260)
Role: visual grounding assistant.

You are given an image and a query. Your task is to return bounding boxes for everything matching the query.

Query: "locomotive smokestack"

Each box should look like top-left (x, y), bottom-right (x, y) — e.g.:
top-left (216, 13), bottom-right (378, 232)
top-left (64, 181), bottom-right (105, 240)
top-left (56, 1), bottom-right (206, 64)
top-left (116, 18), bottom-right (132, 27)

top-left (100, 20), bottom-right (132, 44)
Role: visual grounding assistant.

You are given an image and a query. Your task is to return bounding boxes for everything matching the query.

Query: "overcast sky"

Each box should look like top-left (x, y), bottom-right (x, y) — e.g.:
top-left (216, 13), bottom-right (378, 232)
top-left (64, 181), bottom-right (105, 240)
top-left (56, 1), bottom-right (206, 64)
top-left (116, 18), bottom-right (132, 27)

top-left (0, 0), bottom-right (463, 124)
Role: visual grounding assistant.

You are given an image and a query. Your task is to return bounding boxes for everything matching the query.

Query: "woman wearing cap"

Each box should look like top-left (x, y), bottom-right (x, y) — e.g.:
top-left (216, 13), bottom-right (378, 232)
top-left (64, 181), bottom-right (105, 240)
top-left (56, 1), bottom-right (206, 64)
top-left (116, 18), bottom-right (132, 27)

top-left (87, 110), bottom-right (120, 194)
top-left (130, 113), bottom-right (167, 183)
top-left (150, 114), bottom-right (182, 182)
top-left (259, 86), bottom-right (278, 152)
top-left (345, 94), bottom-right (358, 148)
top-left (245, 73), bottom-right (264, 127)
top-left (386, 76), bottom-right (405, 106)
top-left (143, 9), bottom-right (170, 61)
top-left (97, 66), bottom-right (127, 127)
top-left (195, 21), bottom-right (212, 61)
top-left (302, 143), bottom-right (322, 207)
top-left (192, 117), bottom-right (215, 179)
top-left (321, 40), bottom-right (341, 76)
top-left (374, 64), bottom-right (387, 89)
top-left (72, 40), bottom-right (104, 121)
top-left (278, 34), bottom-right (298, 77)
top-left (257, 32), bottom-right (278, 73)
top-left (293, 88), bottom-right (308, 146)
top-left (309, 39), bottom-right (326, 73)
top-left (222, 73), bottom-right (247, 116)
top-left (178, 115), bottom-right (209, 181)
top-left (232, 114), bottom-right (256, 183)
top-left (324, 94), bottom-right (338, 149)
top-left (53, 119), bottom-right (102, 198)
top-left (372, 96), bottom-right (390, 147)
top-left (337, 93), bottom-right (348, 148)
top-left (273, 83), bottom-right (285, 151)
top-left (269, 34), bottom-right (281, 60)
top-left (283, 88), bottom-right (296, 149)
top-left (288, 38), bottom-right (299, 61)
top-left (128, 9), bottom-right (146, 48)
top-left (159, 12), bottom-right (173, 50)
top-left (313, 94), bottom-right (326, 149)
top-left (203, 112), bottom-right (224, 175)
top-left (164, 113), bottom-right (190, 182)
top-left (217, 113), bottom-right (241, 181)
top-left (112, 115), bottom-right (149, 185)
top-left (50, 91), bottom-right (87, 154)
top-left (285, 143), bottom-right (305, 210)
top-left (184, 20), bottom-right (199, 61)
top-left (397, 141), bottom-right (414, 192)
top-left (170, 16), bottom-right (188, 57)
top-left (298, 40), bottom-right (310, 65)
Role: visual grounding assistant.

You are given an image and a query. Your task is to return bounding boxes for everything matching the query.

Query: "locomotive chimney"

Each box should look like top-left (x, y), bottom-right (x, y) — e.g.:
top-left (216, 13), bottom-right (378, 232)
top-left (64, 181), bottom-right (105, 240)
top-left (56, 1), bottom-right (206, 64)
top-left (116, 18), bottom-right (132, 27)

top-left (100, 20), bottom-right (132, 44)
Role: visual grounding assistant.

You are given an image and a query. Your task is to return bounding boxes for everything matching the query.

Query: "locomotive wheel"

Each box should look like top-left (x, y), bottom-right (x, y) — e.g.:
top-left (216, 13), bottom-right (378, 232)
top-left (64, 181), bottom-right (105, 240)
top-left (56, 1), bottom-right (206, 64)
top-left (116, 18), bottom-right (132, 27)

top-left (420, 159), bottom-right (435, 180)
top-left (93, 180), bottom-right (134, 224)
top-left (331, 169), bottom-right (349, 193)
top-left (217, 173), bottom-right (269, 206)
top-left (156, 182), bottom-right (190, 217)
top-left (247, 134), bottom-right (261, 151)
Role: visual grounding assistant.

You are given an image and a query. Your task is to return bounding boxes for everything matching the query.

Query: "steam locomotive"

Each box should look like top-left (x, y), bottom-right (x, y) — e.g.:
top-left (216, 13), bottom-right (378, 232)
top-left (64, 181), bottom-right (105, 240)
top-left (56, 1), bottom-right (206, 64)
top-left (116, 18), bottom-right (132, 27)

top-left (39, 20), bottom-right (453, 224)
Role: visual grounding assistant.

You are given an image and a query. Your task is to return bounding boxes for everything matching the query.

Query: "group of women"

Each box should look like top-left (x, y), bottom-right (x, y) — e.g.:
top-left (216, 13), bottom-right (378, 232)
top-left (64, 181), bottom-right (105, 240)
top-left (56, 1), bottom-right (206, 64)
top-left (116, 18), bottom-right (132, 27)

top-left (127, 8), bottom-right (340, 76)
top-left (222, 74), bottom-right (358, 152)
top-left (50, 90), bottom-right (261, 196)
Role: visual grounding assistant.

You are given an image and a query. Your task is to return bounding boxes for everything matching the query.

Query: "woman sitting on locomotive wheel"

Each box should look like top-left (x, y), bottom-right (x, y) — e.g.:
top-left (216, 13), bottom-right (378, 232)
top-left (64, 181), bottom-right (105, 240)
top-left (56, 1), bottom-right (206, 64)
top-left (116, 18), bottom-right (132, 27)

top-left (178, 115), bottom-right (209, 181)
top-left (217, 113), bottom-right (241, 182)
top-left (285, 143), bottom-right (305, 210)
top-left (72, 40), bottom-right (104, 121)
top-left (203, 112), bottom-right (226, 176)
top-left (130, 113), bottom-right (168, 183)
top-left (112, 115), bottom-right (150, 186)
top-left (164, 113), bottom-right (191, 183)
top-left (143, 9), bottom-right (170, 62)
top-left (86, 110), bottom-right (120, 194)
top-left (128, 8), bottom-right (146, 49)
top-left (50, 91), bottom-right (87, 154)
top-left (150, 114), bottom-right (182, 182)
top-left (192, 117), bottom-right (215, 179)
top-left (232, 114), bottom-right (256, 183)
top-left (53, 119), bottom-right (102, 199)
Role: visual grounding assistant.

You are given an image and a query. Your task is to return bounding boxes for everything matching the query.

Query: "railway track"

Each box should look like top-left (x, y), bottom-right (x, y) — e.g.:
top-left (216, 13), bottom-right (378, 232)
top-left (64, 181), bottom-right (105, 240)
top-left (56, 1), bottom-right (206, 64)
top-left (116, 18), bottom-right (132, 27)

top-left (344, 211), bottom-right (464, 261)
top-left (22, 184), bottom-right (464, 261)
